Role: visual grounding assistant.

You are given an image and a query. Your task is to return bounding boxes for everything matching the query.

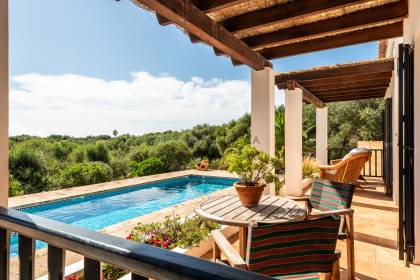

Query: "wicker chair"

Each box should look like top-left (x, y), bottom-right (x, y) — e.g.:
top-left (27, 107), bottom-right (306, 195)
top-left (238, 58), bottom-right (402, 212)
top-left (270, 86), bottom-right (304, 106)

top-left (318, 149), bottom-right (371, 188)
top-left (195, 159), bottom-right (209, 171)
top-left (211, 215), bottom-right (343, 280)
top-left (293, 178), bottom-right (356, 280)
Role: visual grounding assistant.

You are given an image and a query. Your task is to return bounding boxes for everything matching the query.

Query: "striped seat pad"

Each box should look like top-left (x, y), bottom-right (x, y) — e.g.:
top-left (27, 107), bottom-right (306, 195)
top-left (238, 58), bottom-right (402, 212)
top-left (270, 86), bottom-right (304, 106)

top-left (276, 272), bottom-right (320, 279)
top-left (247, 216), bottom-right (340, 278)
top-left (310, 178), bottom-right (355, 211)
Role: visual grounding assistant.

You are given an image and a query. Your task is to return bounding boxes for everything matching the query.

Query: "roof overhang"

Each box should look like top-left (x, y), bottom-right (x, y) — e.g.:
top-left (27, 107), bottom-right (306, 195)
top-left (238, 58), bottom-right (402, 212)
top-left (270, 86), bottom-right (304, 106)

top-left (131, 0), bottom-right (407, 70)
top-left (275, 58), bottom-right (394, 104)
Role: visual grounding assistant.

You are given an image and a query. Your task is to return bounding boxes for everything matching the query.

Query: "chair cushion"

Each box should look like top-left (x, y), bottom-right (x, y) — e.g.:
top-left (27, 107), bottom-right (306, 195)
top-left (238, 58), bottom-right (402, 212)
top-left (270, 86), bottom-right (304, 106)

top-left (310, 178), bottom-right (355, 211)
top-left (276, 273), bottom-right (320, 279)
top-left (342, 147), bottom-right (369, 161)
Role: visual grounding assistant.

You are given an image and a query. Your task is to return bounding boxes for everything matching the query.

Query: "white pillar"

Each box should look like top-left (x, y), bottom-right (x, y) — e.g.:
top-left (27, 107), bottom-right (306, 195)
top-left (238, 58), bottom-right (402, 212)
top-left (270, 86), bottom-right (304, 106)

top-left (316, 107), bottom-right (328, 165)
top-left (251, 67), bottom-right (275, 195)
top-left (0, 0), bottom-right (8, 207)
top-left (285, 89), bottom-right (303, 196)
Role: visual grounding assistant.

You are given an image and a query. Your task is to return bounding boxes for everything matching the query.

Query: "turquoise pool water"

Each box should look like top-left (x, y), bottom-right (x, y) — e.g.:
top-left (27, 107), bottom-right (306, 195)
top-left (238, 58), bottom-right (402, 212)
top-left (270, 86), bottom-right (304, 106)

top-left (11, 175), bottom-right (237, 256)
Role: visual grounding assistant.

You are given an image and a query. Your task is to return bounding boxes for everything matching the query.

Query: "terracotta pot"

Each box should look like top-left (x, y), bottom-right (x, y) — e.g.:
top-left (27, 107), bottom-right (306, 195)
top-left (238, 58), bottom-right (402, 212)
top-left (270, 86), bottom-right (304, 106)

top-left (234, 182), bottom-right (266, 207)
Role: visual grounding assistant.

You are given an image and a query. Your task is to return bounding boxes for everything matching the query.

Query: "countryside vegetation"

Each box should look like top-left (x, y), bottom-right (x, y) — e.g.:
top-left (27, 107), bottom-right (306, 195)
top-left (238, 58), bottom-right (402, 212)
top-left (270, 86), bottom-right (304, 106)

top-left (8, 99), bottom-right (384, 197)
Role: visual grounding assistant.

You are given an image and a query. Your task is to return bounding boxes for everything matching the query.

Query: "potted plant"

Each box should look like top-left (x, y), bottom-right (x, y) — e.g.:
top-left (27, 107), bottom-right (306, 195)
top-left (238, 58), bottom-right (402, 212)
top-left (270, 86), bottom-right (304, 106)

top-left (225, 143), bottom-right (281, 207)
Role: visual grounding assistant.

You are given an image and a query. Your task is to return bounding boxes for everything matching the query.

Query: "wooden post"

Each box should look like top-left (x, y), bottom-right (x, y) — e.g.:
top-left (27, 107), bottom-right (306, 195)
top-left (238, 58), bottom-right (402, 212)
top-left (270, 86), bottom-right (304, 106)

top-left (0, 0), bottom-right (9, 207)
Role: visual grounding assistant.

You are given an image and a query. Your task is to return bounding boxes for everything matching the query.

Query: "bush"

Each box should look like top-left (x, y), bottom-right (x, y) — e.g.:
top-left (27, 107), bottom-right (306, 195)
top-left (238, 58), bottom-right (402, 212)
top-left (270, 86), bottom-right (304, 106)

top-left (9, 175), bottom-right (23, 197)
top-left (69, 146), bottom-right (86, 163)
top-left (61, 162), bottom-right (113, 187)
top-left (9, 149), bottom-right (48, 194)
top-left (302, 155), bottom-right (319, 178)
top-left (86, 142), bottom-right (110, 163)
top-left (109, 158), bottom-right (130, 179)
top-left (131, 157), bottom-right (167, 177)
top-left (150, 141), bottom-right (192, 171)
top-left (102, 264), bottom-right (127, 280)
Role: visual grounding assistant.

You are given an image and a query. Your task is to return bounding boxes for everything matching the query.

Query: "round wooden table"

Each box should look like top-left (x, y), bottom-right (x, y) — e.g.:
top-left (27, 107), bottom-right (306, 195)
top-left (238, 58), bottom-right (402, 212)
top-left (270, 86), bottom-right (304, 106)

top-left (195, 195), bottom-right (307, 257)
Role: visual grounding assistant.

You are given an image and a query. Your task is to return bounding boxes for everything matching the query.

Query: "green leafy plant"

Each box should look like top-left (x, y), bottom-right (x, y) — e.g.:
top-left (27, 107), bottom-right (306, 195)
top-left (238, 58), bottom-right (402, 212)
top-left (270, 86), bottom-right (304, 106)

top-left (224, 142), bottom-right (281, 187)
top-left (130, 157), bottom-right (167, 177)
top-left (61, 162), bottom-right (113, 187)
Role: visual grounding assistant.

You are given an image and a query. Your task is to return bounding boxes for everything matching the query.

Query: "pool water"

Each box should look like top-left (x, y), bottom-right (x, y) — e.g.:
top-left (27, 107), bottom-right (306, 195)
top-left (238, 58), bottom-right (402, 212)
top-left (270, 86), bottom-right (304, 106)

top-left (11, 175), bottom-right (237, 256)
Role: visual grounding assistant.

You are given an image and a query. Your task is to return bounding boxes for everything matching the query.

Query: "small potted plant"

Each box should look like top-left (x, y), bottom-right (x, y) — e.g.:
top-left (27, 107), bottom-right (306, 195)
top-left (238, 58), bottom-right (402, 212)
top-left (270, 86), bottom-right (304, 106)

top-left (225, 143), bottom-right (281, 207)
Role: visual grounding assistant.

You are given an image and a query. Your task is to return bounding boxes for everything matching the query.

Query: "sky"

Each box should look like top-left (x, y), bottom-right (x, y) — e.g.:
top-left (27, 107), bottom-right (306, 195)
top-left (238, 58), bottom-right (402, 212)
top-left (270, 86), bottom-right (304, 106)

top-left (9, 0), bottom-right (380, 137)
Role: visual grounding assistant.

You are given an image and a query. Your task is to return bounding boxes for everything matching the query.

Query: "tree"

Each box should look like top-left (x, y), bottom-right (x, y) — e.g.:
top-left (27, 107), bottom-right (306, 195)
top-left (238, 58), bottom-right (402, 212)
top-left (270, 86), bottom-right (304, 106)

top-left (61, 162), bottom-right (113, 187)
top-left (150, 140), bottom-right (192, 171)
top-left (113, 130), bottom-right (118, 137)
top-left (86, 142), bottom-right (110, 163)
top-left (131, 157), bottom-right (167, 177)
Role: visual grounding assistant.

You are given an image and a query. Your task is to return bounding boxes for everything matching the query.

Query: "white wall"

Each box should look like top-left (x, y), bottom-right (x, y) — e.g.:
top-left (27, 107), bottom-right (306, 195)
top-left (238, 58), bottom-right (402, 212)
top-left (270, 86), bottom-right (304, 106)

top-left (0, 0), bottom-right (8, 207)
top-left (403, 0), bottom-right (420, 265)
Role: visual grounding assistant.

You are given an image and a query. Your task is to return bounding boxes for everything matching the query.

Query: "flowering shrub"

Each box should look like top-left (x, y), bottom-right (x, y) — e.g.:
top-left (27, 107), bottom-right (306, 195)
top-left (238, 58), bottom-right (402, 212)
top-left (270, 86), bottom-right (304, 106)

top-left (102, 215), bottom-right (219, 280)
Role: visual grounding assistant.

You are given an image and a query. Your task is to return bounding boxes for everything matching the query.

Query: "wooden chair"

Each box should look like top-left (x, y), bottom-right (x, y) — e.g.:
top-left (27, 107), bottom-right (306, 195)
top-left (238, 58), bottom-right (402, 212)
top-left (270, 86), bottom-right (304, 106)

top-left (293, 178), bottom-right (356, 280)
top-left (318, 149), bottom-right (371, 189)
top-left (212, 215), bottom-right (343, 280)
top-left (195, 159), bottom-right (209, 171)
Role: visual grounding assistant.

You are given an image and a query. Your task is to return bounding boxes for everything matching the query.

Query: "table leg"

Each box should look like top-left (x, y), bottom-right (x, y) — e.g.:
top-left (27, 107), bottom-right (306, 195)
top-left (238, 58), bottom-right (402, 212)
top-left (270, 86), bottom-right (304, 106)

top-left (238, 227), bottom-right (248, 258)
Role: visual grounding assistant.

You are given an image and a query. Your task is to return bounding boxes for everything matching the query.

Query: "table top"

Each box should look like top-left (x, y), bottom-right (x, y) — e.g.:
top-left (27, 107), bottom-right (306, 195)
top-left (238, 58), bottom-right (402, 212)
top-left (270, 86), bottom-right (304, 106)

top-left (195, 195), bottom-right (307, 227)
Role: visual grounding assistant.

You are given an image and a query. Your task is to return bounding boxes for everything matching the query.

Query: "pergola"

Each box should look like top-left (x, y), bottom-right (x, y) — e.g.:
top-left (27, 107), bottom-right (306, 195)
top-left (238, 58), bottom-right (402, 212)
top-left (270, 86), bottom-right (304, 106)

top-left (0, 1), bottom-right (408, 204)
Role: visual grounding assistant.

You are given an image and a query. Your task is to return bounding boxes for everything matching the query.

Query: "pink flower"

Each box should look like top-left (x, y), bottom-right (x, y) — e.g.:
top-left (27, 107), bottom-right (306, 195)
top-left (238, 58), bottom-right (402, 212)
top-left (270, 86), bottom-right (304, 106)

top-left (162, 240), bottom-right (168, 248)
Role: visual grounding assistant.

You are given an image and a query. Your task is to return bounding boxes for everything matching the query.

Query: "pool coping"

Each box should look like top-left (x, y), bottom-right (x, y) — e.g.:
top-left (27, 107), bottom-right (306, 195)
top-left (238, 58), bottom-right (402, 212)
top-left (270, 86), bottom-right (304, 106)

top-left (8, 169), bottom-right (239, 209)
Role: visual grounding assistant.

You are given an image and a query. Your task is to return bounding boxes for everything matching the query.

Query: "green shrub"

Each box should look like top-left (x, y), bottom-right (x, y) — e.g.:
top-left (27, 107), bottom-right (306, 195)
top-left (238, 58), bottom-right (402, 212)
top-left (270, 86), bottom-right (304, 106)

top-left (9, 175), bottom-right (23, 197)
top-left (150, 140), bottom-right (192, 171)
top-left (69, 146), bottom-right (86, 163)
top-left (109, 158), bottom-right (130, 179)
top-left (86, 142), bottom-right (110, 163)
top-left (102, 264), bottom-right (127, 280)
top-left (61, 162), bottom-right (112, 187)
top-left (131, 157), bottom-right (167, 177)
top-left (9, 149), bottom-right (48, 194)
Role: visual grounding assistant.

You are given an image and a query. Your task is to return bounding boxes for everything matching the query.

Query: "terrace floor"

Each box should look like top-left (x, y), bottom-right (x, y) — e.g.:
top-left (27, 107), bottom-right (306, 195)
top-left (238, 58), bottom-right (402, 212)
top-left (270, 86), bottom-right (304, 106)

top-left (208, 178), bottom-right (419, 280)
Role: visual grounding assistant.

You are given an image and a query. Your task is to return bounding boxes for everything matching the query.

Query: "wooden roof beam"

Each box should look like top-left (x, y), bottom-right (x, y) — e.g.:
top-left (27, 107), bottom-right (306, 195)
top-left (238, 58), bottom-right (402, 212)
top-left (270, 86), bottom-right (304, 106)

top-left (286, 80), bottom-right (324, 108)
top-left (322, 94), bottom-right (386, 102)
top-left (314, 87), bottom-right (389, 97)
top-left (275, 58), bottom-right (394, 85)
top-left (305, 78), bottom-right (391, 91)
top-left (134, 0), bottom-right (271, 70)
top-left (243, 0), bottom-right (408, 49)
top-left (221, 0), bottom-right (372, 35)
top-left (260, 22), bottom-right (403, 60)
top-left (277, 72), bottom-right (392, 89)
top-left (156, 0), bottom-right (248, 25)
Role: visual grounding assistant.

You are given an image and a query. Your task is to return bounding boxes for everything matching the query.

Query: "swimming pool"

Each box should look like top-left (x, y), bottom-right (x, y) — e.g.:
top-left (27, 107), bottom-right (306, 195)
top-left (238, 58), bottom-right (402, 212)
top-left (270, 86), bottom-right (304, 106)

top-left (11, 175), bottom-right (237, 256)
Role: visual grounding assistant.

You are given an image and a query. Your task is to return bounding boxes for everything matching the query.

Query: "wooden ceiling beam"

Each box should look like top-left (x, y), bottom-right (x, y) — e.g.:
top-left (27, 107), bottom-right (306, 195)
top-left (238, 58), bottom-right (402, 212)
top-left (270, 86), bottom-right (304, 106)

top-left (156, 0), bottom-right (248, 25)
top-left (308, 84), bottom-right (389, 96)
top-left (221, 0), bottom-right (371, 35)
top-left (243, 0), bottom-right (407, 49)
top-left (260, 21), bottom-right (403, 60)
top-left (315, 87), bottom-right (388, 97)
top-left (305, 78), bottom-right (391, 91)
top-left (322, 94), bottom-right (385, 103)
top-left (134, 0), bottom-right (271, 70)
top-left (286, 80), bottom-right (324, 108)
top-left (277, 73), bottom-right (392, 89)
top-left (275, 58), bottom-right (394, 85)
top-left (317, 90), bottom-right (386, 99)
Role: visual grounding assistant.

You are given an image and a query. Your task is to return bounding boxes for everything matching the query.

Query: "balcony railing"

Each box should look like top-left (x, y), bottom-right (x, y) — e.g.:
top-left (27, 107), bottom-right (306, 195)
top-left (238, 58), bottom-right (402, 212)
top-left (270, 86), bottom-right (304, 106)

top-left (327, 148), bottom-right (383, 178)
top-left (0, 207), bottom-right (271, 280)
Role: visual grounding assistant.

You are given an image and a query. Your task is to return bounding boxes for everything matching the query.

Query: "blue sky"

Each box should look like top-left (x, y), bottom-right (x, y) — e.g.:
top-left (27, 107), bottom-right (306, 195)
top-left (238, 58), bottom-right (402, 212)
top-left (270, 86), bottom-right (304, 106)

top-left (9, 0), bottom-right (380, 136)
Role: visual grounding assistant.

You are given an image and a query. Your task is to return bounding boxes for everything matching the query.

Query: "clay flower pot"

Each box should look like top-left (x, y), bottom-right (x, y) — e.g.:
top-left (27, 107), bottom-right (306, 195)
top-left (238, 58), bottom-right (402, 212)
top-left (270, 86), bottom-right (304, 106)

top-left (234, 182), bottom-right (266, 207)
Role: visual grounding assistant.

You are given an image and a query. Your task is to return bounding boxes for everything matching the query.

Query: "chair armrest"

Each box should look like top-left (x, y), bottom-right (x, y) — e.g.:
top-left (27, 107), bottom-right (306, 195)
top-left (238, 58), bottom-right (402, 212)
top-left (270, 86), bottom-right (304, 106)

top-left (330, 159), bottom-right (342, 165)
top-left (318, 164), bottom-right (339, 170)
top-left (288, 196), bottom-right (310, 202)
top-left (211, 230), bottom-right (247, 269)
top-left (308, 208), bottom-right (354, 219)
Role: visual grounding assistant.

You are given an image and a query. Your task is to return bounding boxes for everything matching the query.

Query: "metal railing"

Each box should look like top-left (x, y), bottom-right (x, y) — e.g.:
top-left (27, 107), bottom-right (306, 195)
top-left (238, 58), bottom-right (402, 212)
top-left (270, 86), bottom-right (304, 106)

top-left (0, 207), bottom-right (270, 280)
top-left (327, 148), bottom-right (384, 178)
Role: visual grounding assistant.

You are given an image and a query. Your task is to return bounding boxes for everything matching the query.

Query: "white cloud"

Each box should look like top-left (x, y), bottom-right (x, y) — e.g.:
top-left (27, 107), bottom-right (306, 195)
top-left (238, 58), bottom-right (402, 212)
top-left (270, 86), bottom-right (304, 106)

top-left (10, 72), bottom-right (284, 137)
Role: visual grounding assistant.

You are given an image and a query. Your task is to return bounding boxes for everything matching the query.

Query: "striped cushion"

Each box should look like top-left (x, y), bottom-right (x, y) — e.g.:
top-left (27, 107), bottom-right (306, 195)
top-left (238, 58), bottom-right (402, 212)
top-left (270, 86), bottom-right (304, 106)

top-left (309, 178), bottom-right (355, 211)
top-left (276, 272), bottom-right (320, 279)
top-left (247, 216), bottom-right (340, 278)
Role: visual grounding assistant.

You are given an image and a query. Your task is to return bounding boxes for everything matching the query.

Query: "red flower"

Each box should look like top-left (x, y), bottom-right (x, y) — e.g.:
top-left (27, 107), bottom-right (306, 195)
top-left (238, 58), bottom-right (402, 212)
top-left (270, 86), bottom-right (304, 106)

top-left (162, 240), bottom-right (168, 248)
top-left (126, 233), bottom-right (132, 240)
top-left (65, 275), bottom-right (77, 280)
top-left (153, 239), bottom-right (160, 246)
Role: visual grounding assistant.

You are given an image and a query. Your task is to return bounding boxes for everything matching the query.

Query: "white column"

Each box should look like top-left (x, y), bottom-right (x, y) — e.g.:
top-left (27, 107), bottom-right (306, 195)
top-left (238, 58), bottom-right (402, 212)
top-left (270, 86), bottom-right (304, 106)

top-left (285, 89), bottom-right (303, 196)
top-left (0, 0), bottom-right (8, 207)
top-left (316, 107), bottom-right (328, 165)
top-left (251, 67), bottom-right (275, 195)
